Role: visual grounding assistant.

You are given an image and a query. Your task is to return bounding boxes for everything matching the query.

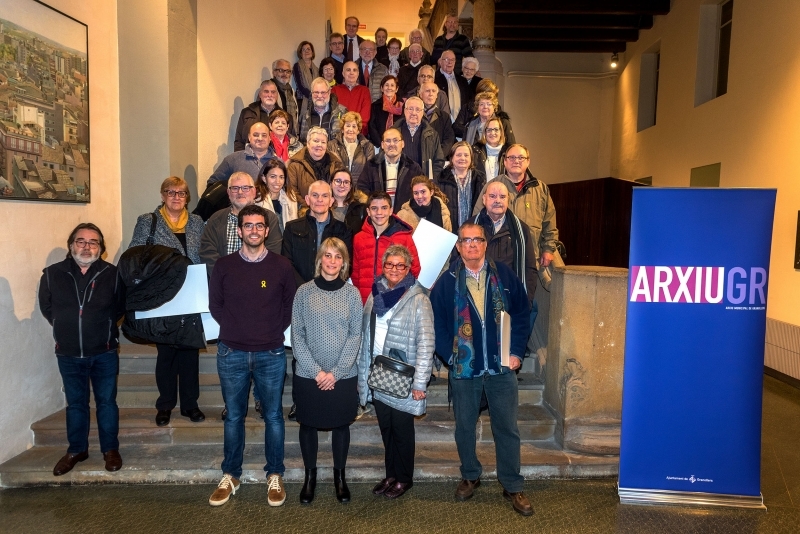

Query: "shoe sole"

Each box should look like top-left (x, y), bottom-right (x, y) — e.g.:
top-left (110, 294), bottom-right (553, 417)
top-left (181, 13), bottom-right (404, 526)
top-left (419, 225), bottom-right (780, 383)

top-left (268, 496), bottom-right (286, 507)
top-left (209, 485), bottom-right (238, 507)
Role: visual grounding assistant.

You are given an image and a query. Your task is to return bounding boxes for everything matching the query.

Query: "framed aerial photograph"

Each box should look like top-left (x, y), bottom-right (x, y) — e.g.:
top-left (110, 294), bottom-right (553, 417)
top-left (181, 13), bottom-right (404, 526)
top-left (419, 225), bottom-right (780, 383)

top-left (0, 0), bottom-right (90, 203)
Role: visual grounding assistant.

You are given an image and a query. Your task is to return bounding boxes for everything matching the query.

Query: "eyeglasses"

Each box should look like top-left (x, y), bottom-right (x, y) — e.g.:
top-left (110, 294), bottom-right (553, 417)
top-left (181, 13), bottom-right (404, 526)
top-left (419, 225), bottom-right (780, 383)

top-left (419, 74), bottom-right (434, 79)
top-left (383, 138), bottom-right (402, 145)
top-left (228, 185), bottom-right (254, 193)
top-left (458, 237), bottom-right (486, 245)
top-left (74, 239), bottom-right (100, 249)
top-left (164, 189), bottom-right (188, 198)
top-left (505, 155), bottom-right (529, 162)
top-left (384, 262), bottom-right (409, 271)
top-left (330, 41), bottom-right (344, 47)
top-left (242, 222), bottom-right (266, 231)
top-left (360, 47), bottom-right (376, 53)
top-left (333, 179), bottom-right (351, 186)
top-left (485, 128), bottom-right (501, 134)
top-left (312, 90), bottom-right (329, 97)
top-left (273, 68), bottom-right (291, 74)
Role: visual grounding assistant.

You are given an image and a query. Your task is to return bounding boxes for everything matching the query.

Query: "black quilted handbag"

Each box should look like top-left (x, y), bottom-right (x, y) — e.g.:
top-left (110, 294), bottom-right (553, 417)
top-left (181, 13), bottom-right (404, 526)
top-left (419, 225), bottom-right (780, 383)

top-left (366, 312), bottom-right (415, 399)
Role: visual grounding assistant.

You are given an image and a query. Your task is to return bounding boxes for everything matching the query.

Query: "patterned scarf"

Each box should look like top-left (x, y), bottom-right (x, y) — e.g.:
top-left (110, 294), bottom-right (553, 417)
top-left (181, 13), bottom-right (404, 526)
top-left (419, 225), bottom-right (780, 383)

top-left (451, 258), bottom-right (507, 379)
top-left (455, 170), bottom-right (472, 227)
top-left (372, 272), bottom-right (415, 317)
top-left (382, 95), bottom-right (403, 131)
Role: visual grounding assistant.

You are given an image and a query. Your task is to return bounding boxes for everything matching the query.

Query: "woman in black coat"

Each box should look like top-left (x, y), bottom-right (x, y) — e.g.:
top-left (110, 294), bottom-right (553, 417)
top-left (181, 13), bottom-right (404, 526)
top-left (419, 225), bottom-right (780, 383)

top-left (435, 141), bottom-right (487, 233)
top-left (368, 75), bottom-right (404, 146)
top-left (472, 116), bottom-right (511, 181)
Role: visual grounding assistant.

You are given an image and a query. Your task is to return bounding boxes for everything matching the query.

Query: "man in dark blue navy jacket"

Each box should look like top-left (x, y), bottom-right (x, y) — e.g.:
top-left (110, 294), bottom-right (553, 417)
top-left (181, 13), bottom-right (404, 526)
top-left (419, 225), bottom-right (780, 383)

top-left (39, 223), bottom-right (126, 476)
top-left (430, 222), bottom-right (533, 516)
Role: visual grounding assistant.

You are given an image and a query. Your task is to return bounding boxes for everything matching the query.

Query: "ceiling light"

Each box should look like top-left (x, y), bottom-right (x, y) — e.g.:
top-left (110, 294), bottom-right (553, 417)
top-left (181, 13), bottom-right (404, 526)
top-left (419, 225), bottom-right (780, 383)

top-left (610, 52), bottom-right (619, 69)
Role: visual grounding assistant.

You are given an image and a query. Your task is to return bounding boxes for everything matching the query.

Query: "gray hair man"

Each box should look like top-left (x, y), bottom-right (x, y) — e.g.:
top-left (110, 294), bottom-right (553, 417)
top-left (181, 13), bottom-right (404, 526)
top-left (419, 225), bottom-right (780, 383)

top-left (435, 50), bottom-right (469, 123)
top-left (234, 80), bottom-right (284, 151)
top-left (418, 81), bottom-right (455, 156)
top-left (208, 122), bottom-right (272, 186)
top-left (271, 59), bottom-right (299, 130)
top-left (394, 96), bottom-right (445, 177)
top-left (398, 28), bottom-right (431, 66)
top-left (298, 78), bottom-right (348, 142)
top-left (357, 39), bottom-right (389, 102)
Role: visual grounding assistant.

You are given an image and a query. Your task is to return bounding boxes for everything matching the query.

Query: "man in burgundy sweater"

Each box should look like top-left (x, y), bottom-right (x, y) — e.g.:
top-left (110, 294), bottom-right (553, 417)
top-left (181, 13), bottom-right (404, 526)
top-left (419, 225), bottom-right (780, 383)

top-left (207, 204), bottom-right (296, 508)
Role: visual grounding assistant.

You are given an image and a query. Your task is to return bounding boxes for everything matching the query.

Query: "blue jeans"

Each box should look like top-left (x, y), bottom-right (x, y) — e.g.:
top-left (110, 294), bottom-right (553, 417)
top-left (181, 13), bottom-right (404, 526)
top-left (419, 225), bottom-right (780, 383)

top-left (57, 350), bottom-right (119, 454)
top-left (450, 370), bottom-right (524, 492)
top-left (217, 342), bottom-right (286, 479)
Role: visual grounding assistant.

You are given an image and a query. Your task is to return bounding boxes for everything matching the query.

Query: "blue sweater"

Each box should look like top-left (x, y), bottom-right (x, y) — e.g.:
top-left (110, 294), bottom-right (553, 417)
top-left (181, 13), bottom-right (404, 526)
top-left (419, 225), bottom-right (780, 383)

top-left (430, 258), bottom-right (530, 377)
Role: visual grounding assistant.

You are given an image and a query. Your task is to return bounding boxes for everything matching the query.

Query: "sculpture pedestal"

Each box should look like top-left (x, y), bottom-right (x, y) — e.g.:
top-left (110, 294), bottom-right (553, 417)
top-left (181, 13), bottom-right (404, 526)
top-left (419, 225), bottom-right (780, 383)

top-left (544, 266), bottom-right (628, 455)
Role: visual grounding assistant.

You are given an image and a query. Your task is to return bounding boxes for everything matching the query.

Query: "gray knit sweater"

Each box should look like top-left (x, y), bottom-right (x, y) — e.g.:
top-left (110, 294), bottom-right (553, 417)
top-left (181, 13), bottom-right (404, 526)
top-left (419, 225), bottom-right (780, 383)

top-left (291, 279), bottom-right (363, 380)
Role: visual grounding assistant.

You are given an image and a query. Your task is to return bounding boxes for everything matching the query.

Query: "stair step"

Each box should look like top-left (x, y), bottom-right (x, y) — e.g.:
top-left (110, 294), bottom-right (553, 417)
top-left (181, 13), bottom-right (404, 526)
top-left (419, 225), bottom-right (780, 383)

top-left (32, 405), bottom-right (556, 447)
top-left (111, 372), bottom-right (544, 408)
top-left (0, 441), bottom-right (618, 487)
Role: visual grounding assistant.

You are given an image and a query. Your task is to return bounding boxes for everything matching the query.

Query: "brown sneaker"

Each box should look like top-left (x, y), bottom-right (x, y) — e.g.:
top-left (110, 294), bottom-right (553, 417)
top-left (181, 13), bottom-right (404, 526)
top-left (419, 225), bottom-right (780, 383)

top-left (503, 489), bottom-right (534, 516)
top-left (455, 478), bottom-right (481, 501)
top-left (209, 474), bottom-right (240, 506)
top-left (267, 473), bottom-right (286, 507)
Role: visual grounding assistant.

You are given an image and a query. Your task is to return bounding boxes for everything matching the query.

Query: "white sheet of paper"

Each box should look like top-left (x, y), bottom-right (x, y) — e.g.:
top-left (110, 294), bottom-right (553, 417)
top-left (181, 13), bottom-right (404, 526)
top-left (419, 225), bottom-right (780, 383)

top-left (135, 264), bottom-right (209, 319)
top-left (201, 312), bottom-right (219, 341)
top-left (500, 311), bottom-right (511, 367)
top-left (283, 325), bottom-right (292, 348)
top-left (412, 218), bottom-right (458, 289)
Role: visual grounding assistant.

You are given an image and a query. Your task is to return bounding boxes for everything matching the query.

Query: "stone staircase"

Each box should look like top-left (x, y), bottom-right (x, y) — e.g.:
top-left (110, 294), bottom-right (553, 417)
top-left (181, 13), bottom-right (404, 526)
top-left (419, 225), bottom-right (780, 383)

top-left (0, 343), bottom-right (618, 487)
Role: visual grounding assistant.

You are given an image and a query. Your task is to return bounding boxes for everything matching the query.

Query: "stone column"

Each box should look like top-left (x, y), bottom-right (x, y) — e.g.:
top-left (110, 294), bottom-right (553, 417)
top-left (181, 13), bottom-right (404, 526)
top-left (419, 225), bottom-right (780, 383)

top-left (544, 266), bottom-right (628, 455)
top-left (470, 0), bottom-right (504, 101)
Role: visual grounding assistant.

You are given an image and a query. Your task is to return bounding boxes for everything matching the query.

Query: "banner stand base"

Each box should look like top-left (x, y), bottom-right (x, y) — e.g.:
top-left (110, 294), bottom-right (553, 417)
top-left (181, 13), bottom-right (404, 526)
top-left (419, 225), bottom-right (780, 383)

top-left (618, 486), bottom-right (766, 510)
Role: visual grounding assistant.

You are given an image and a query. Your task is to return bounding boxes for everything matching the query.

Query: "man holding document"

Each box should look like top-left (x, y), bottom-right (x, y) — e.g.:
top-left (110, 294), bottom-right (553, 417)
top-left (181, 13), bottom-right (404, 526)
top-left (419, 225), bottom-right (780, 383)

top-left (430, 222), bottom-right (532, 516)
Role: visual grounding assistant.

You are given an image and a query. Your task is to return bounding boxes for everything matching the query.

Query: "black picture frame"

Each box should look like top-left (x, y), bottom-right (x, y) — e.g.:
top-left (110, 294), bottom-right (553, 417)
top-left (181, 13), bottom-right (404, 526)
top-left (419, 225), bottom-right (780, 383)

top-left (0, 0), bottom-right (90, 203)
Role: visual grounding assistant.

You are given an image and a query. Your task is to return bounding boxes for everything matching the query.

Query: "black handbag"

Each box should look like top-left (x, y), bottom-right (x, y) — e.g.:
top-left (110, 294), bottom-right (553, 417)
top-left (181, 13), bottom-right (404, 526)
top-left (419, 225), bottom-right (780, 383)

top-left (367, 312), bottom-right (416, 399)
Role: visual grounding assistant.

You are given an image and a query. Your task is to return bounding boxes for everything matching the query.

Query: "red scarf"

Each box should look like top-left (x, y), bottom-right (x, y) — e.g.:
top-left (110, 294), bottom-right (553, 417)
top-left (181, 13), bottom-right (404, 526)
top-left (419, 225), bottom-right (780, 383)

top-left (270, 132), bottom-right (290, 162)
top-left (382, 96), bottom-right (403, 131)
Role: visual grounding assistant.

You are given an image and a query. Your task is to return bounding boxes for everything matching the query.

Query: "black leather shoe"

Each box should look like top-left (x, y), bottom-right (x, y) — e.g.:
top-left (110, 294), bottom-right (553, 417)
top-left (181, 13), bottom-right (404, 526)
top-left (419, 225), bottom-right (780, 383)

top-left (334, 468), bottom-right (350, 503)
top-left (180, 407), bottom-right (206, 422)
top-left (372, 477), bottom-right (395, 495)
top-left (155, 410), bottom-right (171, 426)
top-left (53, 451), bottom-right (88, 476)
top-left (384, 481), bottom-right (412, 499)
top-left (287, 403), bottom-right (297, 421)
top-left (299, 467), bottom-right (317, 504)
top-left (103, 449), bottom-right (123, 472)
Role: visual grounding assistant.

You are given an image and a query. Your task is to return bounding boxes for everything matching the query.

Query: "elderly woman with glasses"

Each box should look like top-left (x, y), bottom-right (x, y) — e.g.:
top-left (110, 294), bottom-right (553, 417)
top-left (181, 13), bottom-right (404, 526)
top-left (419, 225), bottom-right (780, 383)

top-left (128, 176), bottom-right (206, 427)
top-left (328, 111), bottom-right (376, 182)
top-left (357, 244), bottom-right (434, 500)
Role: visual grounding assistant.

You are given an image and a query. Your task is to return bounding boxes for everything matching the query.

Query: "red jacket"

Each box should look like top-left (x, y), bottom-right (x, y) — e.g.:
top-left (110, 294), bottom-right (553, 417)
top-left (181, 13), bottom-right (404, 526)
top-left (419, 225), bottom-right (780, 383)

top-left (352, 215), bottom-right (421, 302)
top-left (331, 84), bottom-right (372, 136)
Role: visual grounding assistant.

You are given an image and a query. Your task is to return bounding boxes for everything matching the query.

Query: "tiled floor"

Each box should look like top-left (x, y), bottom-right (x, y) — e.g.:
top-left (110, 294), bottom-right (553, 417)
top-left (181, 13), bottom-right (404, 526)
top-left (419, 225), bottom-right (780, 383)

top-left (1, 375), bottom-right (798, 534)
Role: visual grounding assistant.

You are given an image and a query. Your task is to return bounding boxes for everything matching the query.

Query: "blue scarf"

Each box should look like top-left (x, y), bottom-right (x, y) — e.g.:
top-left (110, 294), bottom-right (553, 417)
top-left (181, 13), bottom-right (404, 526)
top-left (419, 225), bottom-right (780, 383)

top-left (372, 272), bottom-right (415, 317)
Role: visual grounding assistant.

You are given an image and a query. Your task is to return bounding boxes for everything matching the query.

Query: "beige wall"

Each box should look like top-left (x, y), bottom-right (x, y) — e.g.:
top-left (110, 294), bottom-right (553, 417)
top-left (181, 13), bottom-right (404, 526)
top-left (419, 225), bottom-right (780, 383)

top-left (343, 0), bottom-right (423, 42)
top-left (610, 0), bottom-right (800, 326)
top-left (0, 0), bottom-right (121, 464)
top-left (196, 0), bottom-right (333, 186)
top-left (498, 52), bottom-right (616, 184)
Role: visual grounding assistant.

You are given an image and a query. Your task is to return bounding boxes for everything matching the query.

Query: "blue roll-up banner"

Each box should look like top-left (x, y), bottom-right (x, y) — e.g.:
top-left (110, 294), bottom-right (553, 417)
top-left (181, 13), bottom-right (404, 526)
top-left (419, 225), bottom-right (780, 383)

top-left (618, 188), bottom-right (776, 509)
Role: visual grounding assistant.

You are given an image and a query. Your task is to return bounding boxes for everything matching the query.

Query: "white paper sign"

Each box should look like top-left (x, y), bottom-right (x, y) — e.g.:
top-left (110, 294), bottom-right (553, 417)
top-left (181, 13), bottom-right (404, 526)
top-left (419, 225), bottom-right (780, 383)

top-left (135, 264), bottom-right (209, 319)
top-left (412, 218), bottom-right (458, 289)
top-left (201, 312), bottom-right (219, 341)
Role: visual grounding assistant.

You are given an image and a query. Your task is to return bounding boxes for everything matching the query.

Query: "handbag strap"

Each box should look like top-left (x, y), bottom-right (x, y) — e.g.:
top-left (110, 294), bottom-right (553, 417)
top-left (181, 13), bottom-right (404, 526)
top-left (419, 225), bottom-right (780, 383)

top-left (146, 212), bottom-right (158, 246)
top-left (369, 311), bottom-right (376, 358)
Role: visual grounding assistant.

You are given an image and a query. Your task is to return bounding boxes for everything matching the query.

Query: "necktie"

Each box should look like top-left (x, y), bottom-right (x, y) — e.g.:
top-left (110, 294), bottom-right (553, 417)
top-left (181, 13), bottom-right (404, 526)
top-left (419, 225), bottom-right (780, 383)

top-left (347, 38), bottom-right (354, 61)
top-left (364, 63), bottom-right (370, 83)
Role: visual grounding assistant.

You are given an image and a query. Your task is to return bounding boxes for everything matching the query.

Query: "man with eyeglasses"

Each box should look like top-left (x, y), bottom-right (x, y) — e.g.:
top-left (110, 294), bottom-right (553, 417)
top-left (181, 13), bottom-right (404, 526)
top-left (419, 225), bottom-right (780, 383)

top-left (271, 59), bottom-right (299, 130)
top-left (431, 14), bottom-right (473, 76)
top-left (298, 78), bottom-right (348, 143)
top-left (234, 80), bottom-right (286, 151)
top-left (358, 127), bottom-right (423, 214)
top-left (418, 81), bottom-right (455, 156)
top-left (413, 65), bottom-right (451, 117)
top-left (343, 16), bottom-right (364, 63)
top-left (208, 204), bottom-right (297, 508)
top-left (393, 96), bottom-right (445, 178)
top-left (398, 44), bottom-right (426, 98)
top-left (356, 40), bottom-right (389, 102)
top-left (207, 122), bottom-right (273, 187)
top-left (200, 172), bottom-right (281, 275)
top-left (435, 50), bottom-right (469, 123)
top-left (328, 32), bottom-right (346, 84)
top-left (39, 223), bottom-right (126, 477)
top-left (430, 222), bottom-right (533, 517)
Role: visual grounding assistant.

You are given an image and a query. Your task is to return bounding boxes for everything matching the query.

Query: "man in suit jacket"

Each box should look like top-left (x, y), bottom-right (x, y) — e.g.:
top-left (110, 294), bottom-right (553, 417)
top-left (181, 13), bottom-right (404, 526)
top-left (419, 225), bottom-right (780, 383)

top-left (344, 16), bottom-right (365, 62)
top-left (356, 40), bottom-right (389, 102)
top-left (434, 50), bottom-right (469, 123)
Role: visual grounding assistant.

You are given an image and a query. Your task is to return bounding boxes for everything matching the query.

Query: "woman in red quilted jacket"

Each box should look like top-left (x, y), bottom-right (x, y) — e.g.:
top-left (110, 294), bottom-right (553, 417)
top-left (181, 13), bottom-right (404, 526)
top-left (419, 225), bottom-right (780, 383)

top-left (352, 191), bottom-right (421, 302)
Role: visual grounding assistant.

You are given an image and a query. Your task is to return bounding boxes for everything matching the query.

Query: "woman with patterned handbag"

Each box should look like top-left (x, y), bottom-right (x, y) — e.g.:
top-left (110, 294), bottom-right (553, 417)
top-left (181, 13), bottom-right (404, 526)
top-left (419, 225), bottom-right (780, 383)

top-left (356, 244), bottom-right (435, 499)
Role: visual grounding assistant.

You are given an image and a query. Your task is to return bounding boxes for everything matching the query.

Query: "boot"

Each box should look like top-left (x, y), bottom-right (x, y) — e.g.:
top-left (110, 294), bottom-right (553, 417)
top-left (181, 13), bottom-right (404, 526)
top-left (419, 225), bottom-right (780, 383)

top-left (334, 468), bottom-right (350, 503)
top-left (299, 468), bottom-right (317, 504)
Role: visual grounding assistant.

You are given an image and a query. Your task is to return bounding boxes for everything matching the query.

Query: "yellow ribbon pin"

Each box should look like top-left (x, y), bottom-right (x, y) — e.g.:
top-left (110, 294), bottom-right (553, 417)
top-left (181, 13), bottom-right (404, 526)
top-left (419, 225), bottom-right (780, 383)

top-left (261, 281), bottom-right (266, 288)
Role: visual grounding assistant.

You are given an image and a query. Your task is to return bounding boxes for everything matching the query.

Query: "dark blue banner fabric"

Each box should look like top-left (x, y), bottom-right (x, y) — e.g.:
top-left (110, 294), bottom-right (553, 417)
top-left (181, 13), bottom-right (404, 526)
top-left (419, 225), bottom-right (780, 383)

top-left (619, 188), bottom-right (777, 501)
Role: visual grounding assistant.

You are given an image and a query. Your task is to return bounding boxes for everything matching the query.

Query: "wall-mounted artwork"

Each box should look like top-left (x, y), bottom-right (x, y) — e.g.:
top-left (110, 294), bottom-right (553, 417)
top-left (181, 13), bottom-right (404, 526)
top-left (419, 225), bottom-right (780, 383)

top-left (0, 0), bottom-right (90, 203)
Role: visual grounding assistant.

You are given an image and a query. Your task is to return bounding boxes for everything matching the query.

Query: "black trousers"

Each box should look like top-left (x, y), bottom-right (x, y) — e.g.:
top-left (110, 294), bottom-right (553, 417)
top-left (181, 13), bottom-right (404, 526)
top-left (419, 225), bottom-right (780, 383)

top-left (155, 344), bottom-right (199, 411)
top-left (374, 399), bottom-right (415, 484)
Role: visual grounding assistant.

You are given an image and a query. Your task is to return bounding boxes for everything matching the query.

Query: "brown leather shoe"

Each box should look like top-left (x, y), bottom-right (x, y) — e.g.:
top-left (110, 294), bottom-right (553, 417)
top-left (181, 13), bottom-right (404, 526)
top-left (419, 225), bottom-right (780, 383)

top-left (372, 477), bottom-right (396, 495)
top-left (103, 450), bottom-right (123, 472)
top-left (455, 478), bottom-right (480, 501)
top-left (53, 451), bottom-right (88, 476)
top-left (503, 489), bottom-right (534, 516)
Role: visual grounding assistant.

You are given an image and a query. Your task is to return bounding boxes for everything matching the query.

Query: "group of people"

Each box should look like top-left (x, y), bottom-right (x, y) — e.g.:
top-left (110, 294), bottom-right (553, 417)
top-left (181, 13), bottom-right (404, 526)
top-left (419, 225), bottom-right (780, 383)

top-left (37, 13), bottom-right (560, 519)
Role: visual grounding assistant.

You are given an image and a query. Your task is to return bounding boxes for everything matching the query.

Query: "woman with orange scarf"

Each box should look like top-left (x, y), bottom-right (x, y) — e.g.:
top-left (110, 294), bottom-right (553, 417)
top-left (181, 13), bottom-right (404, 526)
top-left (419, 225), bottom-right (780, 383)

top-left (368, 75), bottom-right (404, 146)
